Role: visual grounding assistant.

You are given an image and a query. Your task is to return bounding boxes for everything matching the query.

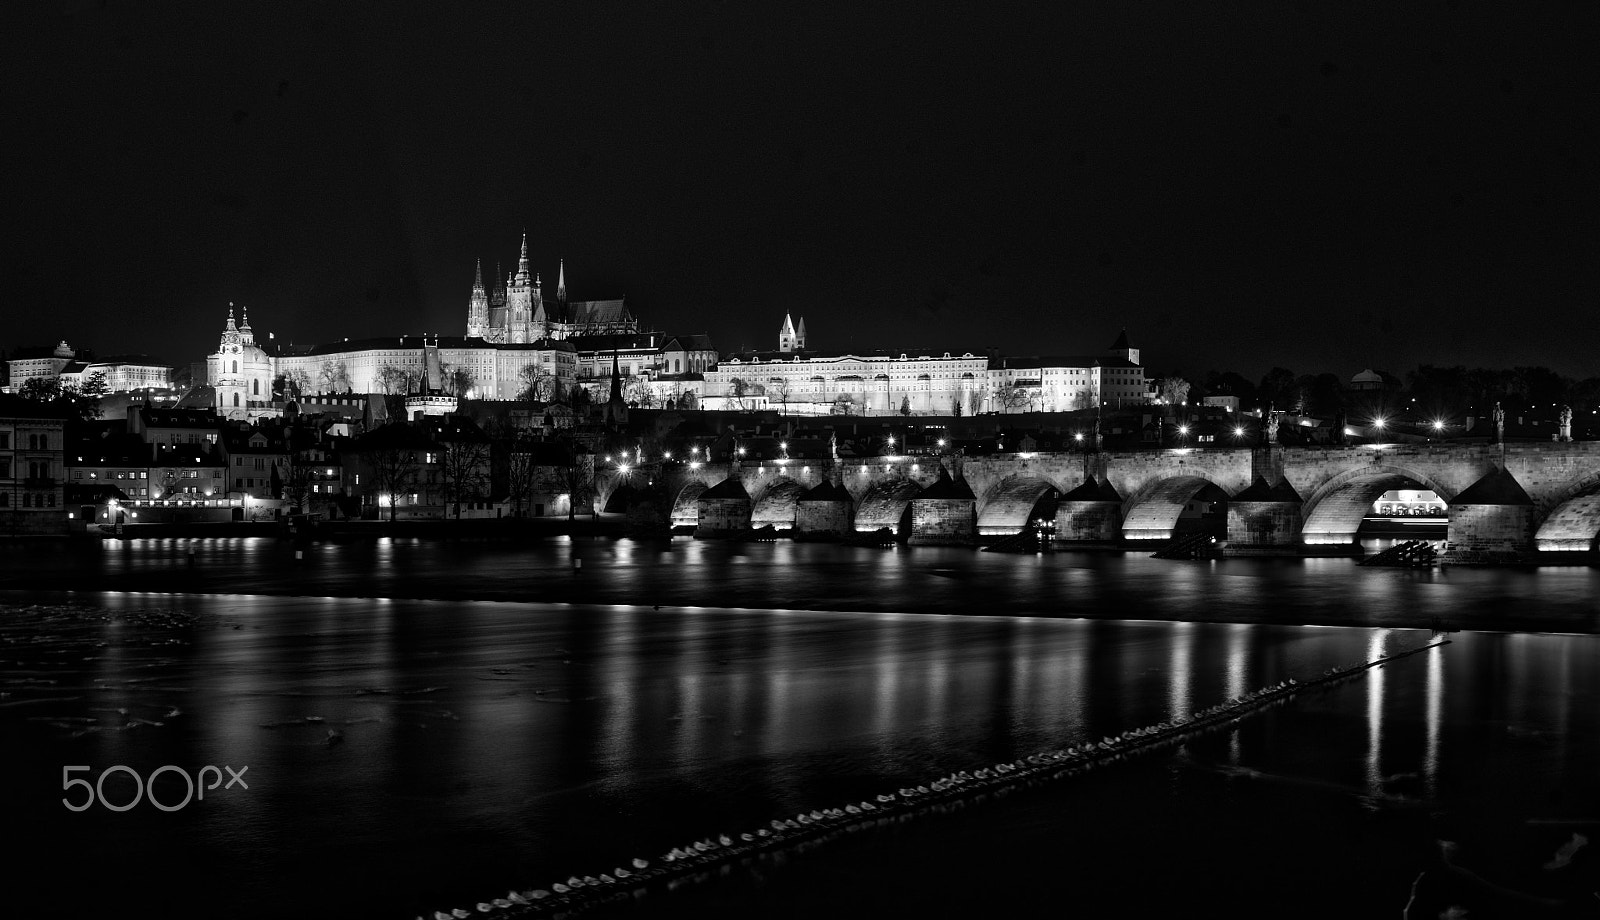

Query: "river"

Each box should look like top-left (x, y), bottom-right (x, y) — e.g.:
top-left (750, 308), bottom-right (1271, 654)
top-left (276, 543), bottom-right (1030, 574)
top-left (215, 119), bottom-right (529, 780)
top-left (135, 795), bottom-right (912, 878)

top-left (2, 537), bottom-right (1597, 918)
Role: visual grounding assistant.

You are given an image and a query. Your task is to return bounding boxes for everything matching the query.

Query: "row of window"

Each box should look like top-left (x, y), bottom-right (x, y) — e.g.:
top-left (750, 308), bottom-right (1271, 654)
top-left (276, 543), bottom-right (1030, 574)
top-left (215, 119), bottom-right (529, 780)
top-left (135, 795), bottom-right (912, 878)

top-left (0, 433), bottom-right (55, 449)
top-left (1, 492), bottom-right (55, 508)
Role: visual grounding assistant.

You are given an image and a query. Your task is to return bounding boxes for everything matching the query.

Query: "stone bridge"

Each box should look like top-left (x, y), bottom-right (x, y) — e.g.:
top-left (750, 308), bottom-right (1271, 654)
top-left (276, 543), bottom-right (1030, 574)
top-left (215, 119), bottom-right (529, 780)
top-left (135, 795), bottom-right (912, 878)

top-left (603, 443), bottom-right (1600, 555)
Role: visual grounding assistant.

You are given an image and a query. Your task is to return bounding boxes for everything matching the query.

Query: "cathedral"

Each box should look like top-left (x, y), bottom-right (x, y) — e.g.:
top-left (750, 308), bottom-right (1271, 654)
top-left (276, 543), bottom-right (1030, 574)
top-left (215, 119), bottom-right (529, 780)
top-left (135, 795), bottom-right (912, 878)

top-left (465, 233), bottom-right (637, 343)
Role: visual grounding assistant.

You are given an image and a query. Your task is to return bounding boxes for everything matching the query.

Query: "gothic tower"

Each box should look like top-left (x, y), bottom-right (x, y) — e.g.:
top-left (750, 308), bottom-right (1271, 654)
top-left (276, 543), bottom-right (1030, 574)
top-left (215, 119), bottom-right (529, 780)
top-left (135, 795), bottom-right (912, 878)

top-left (530, 272), bottom-right (548, 341)
top-left (796, 316), bottom-right (807, 351)
top-left (488, 261), bottom-right (507, 342)
top-left (604, 346), bottom-right (629, 428)
top-left (556, 259), bottom-right (568, 320)
top-left (778, 313), bottom-right (798, 353)
top-left (506, 232), bottom-right (534, 343)
top-left (466, 260), bottom-right (489, 339)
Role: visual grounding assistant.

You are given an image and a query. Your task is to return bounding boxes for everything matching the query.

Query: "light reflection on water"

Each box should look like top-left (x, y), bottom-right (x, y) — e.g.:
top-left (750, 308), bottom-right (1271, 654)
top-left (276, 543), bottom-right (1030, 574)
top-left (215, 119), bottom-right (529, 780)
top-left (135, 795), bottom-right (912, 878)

top-left (3, 542), bottom-right (1599, 918)
top-left (19, 536), bottom-right (1600, 632)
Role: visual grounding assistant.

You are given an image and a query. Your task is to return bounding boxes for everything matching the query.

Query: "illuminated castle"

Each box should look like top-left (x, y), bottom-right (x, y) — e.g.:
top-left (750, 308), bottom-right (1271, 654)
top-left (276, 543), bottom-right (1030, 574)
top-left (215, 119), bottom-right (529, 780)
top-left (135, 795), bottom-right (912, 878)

top-left (465, 232), bottom-right (637, 343)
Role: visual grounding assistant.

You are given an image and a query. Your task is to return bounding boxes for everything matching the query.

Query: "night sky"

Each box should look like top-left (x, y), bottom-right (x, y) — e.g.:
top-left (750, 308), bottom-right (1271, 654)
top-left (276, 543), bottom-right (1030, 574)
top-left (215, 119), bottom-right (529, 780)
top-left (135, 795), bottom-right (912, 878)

top-left (5, 1), bottom-right (1597, 381)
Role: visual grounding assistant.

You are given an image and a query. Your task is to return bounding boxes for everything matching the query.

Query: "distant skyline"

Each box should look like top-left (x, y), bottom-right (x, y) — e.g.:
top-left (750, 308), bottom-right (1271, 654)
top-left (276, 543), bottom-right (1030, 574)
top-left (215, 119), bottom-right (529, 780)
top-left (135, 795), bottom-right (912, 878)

top-left (4, 2), bottom-right (1597, 381)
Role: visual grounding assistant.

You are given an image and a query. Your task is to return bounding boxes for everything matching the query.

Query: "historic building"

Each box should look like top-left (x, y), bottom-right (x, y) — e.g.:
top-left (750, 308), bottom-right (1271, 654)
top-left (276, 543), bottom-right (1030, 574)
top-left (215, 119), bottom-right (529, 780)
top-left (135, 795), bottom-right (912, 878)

top-left (0, 398), bottom-right (68, 534)
top-left (465, 234), bottom-right (637, 344)
top-left (696, 322), bottom-right (1149, 416)
top-left (206, 305), bottom-right (275, 418)
top-left (4, 341), bottom-right (77, 393)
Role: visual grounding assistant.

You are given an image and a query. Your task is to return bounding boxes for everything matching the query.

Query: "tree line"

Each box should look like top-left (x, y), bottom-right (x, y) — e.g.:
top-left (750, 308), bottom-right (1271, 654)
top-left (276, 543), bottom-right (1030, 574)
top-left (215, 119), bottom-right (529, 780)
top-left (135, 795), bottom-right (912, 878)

top-left (1162, 365), bottom-right (1600, 420)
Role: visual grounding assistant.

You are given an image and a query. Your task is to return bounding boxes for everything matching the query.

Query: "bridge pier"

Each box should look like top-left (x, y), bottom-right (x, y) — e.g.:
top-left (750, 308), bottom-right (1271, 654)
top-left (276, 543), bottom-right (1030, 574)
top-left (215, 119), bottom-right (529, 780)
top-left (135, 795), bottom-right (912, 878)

top-left (1054, 478), bottom-right (1122, 543)
top-left (907, 473), bottom-right (977, 546)
top-left (794, 481), bottom-right (854, 540)
top-left (1444, 467), bottom-right (1536, 559)
top-left (1224, 477), bottom-right (1304, 547)
top-left (696, 478), bottom-right (752, 538)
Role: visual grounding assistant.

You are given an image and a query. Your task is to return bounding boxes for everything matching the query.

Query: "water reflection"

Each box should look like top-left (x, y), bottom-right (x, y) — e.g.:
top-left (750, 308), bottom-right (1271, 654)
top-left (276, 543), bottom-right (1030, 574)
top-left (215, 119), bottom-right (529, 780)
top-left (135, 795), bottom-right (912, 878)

top-left (1366, 628), bottom-right (1389, 795)
top-left (1420, 642), bottom-right (1440, 802)
top-left (4, 583), bottom-right (1600, 919)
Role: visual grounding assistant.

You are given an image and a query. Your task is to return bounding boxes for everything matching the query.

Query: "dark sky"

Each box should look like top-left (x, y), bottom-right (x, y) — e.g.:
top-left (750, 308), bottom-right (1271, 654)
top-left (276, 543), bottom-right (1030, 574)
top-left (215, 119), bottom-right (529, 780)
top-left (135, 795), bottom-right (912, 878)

top-left (4, 1), bottom-right (1597, 381)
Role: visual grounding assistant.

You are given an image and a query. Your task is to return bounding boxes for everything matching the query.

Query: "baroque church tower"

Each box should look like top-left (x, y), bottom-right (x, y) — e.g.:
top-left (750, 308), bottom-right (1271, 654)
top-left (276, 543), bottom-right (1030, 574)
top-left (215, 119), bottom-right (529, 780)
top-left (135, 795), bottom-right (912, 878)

top-left (208, 304), bottom-right (273, 417)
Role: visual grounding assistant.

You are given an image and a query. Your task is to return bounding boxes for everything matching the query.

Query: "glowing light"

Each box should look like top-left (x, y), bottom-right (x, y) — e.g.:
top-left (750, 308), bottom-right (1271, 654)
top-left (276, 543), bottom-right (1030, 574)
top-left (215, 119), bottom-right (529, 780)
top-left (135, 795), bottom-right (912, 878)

top-left (1431, 420), bottom-right (1445, 431)
top-left (1372, 418), bottom-right (1387, 429)
top-left (1177, 425), bottom-right (1189, 435)
top-left (937, 438), bottom-right (946, 447)
top-left (618, 464), bottom-right (630, 474)
top-left (663, 451), bottom-right (672, 459)
top-left (1233, 426), bottom-right (1245, 436)
top-left (1073, 433), bottom-right (1084, 441)
top-left (737, 447), bottom-right (746, 456)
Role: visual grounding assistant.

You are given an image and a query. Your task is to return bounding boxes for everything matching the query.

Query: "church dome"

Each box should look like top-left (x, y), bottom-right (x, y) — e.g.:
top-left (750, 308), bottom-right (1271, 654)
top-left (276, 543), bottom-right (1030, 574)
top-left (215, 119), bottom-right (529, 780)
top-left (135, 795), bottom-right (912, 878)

top-left (1350, 368), bottom-right (1383, 390)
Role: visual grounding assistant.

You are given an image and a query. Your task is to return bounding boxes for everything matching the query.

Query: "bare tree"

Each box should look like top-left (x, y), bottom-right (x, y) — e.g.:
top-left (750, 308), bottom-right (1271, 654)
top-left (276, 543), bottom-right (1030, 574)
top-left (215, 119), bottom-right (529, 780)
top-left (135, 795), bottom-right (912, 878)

top-left (367, 446), bottom-right (418, 524)
top-left (374, 363), bottom-right (412, 396)
top-left (768, 378), bottom-right (792, 414)
top-left (438, 438), bottom-right (490, 519)
top-left (624, 376), bottom-right (656, 408)
top-left (559, 446), bottom-right (594, 523)
top-left (518, 364), bottom-right (560, 403)
top-left (1000, 385), bottom-right (1033, 413)
top-left (319, 359), bottom-right (352, 394)
top-left (440, 363), bottom-right (475, 398)
top-left (505, 434), bottom-right (538, 518)
top-left (968, 383), bottom-right (989, 416)
top-left (727, 377), bottom-right (764, 412)
top-left (1159, 376), bottom-right (1192, 407)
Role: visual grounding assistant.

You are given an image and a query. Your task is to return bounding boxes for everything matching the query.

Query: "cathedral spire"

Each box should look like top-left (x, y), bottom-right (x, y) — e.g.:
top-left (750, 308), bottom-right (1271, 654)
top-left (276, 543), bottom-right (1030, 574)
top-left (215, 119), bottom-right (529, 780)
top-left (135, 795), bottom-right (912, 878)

top-left (225, 303), bottom-right (238, 333)
top-left (473, 258), bottom-right (484, 292)
top-left (557, 259), bottom-right (567, 304)
top-left (515, 230), bottom-right (531, 281)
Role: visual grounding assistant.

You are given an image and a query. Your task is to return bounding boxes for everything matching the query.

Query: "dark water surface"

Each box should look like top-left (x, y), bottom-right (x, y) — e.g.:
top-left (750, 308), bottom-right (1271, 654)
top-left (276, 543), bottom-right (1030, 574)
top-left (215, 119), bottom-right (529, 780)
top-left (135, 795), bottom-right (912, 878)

top-left (3, 538), bottom-right (1599, 919)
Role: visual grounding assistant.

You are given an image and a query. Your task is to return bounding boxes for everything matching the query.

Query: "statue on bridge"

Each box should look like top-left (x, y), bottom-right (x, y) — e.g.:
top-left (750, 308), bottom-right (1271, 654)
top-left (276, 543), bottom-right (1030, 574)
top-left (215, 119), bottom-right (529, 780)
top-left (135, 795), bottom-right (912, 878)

top-left (1559, 405), bottom-right (1573, 442)
top-left (1265, 410), bottom-right (1279, 446)
top-left (1092, 417), bottom-right (1103, 451)
top-left (1492, 402), bottom-right (1505, 444)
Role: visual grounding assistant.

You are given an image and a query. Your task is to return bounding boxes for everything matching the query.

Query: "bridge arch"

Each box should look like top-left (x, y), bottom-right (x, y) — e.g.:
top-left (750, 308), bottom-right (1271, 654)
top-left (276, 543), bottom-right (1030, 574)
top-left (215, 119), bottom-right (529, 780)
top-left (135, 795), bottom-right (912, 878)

top-left (855, 479), bottom-right (922, 537)
top-left (750, 478), bottom-right (806, 531)
top-left (1121, 475), bottom-right (1231, 541)
top-left (670, 481), bottom-right (710, 528)
top-left (976, 475), bottom-right (1065, 537)
top-left (1533, 471), bottom-right (1600, 552)
top-left (1299, 465), bottom-right (1456, 545)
